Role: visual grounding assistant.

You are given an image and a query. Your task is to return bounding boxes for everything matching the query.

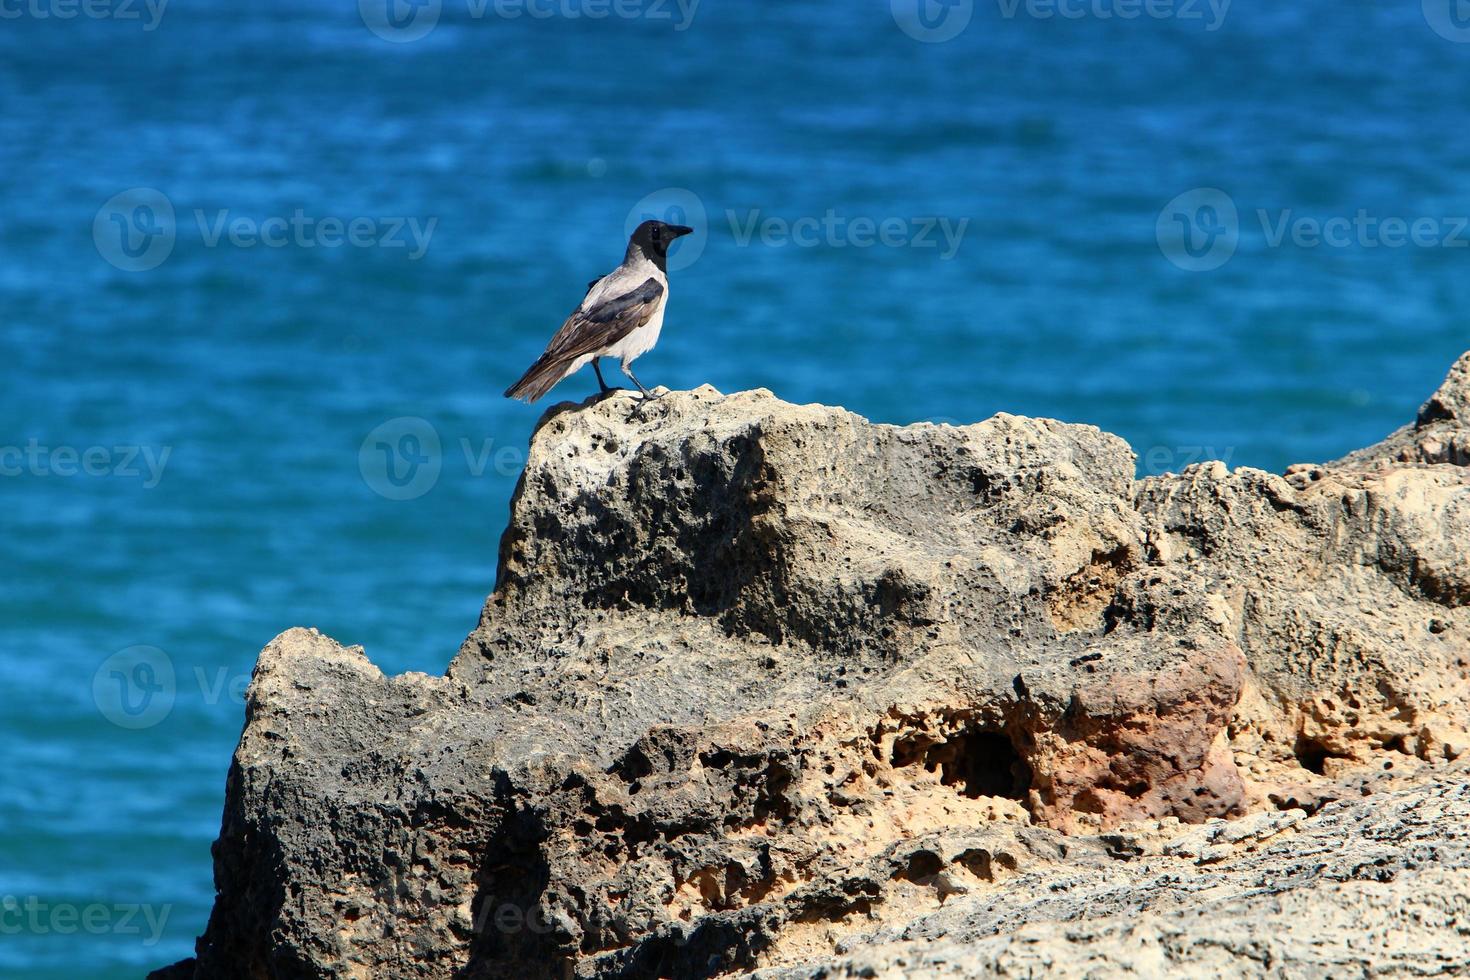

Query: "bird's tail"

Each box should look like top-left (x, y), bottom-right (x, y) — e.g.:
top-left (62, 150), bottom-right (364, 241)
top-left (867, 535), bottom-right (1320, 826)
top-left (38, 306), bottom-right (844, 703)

top-left (504, 355), bottom-right (571, 403)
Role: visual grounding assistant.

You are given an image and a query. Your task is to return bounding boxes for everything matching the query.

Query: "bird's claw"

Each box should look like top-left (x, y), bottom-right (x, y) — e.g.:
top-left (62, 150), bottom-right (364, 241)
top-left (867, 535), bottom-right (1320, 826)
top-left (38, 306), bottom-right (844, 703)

top-left (626, 392), bottom-right (667, 421)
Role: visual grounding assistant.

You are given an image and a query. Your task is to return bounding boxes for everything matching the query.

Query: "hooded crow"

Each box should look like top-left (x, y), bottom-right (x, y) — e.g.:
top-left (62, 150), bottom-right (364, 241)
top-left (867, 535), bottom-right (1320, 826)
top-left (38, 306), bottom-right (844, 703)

top-left (505, 219), bottom-right (694, 403)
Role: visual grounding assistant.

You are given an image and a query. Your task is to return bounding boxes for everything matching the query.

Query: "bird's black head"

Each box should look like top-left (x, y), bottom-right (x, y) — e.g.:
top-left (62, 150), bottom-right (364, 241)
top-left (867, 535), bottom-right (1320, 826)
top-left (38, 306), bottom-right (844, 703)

top-left (628, 219), bottom-right (695, 270)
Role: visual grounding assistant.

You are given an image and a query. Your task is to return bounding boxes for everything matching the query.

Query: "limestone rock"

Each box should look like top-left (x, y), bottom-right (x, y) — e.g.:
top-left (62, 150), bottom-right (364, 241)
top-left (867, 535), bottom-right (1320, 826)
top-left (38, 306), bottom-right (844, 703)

top-left (154, 353), bottom-right (1470, 980)
top-left (747, 776), bottom-right (1470, 978)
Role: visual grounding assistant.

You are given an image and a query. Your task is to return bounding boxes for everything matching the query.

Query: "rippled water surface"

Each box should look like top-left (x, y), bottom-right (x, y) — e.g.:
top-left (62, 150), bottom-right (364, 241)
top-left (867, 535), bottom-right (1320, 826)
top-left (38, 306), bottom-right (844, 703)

top-left (2, 1), bottom-right (1467, 974)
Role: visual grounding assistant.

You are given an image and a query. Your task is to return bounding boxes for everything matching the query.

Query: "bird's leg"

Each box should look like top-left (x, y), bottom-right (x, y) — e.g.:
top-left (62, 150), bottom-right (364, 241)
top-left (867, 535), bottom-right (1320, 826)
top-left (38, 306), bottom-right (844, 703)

top-left (592, 358), bottom-right (615, 395)
top-left (622, 364), bottom-right (663, 401)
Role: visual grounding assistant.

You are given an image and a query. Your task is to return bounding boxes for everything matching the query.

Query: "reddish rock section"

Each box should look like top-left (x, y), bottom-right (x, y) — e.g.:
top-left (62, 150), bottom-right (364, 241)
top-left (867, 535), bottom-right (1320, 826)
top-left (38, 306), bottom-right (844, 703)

top-left (1025, 638), bottom-right (1246, 830)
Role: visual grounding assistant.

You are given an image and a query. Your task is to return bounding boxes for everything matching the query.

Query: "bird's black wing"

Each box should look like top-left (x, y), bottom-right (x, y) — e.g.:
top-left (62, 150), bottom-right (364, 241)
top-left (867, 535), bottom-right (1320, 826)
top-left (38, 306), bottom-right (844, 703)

top-left (504, 277), bottom-right (665, 402)
top-left (540, 277), bottom-right (665, 362)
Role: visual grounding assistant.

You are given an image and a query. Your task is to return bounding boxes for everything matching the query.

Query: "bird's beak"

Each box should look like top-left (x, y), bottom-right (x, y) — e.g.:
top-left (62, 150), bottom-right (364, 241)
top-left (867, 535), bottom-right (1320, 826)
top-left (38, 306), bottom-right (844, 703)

top-left (669, 225), bottom-right (695, 239)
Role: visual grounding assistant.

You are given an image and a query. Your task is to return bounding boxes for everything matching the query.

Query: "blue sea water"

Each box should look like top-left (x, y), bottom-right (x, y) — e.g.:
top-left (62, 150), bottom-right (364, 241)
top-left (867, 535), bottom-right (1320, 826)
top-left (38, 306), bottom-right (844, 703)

top-left (2, 0), bottom-right (1468, 974)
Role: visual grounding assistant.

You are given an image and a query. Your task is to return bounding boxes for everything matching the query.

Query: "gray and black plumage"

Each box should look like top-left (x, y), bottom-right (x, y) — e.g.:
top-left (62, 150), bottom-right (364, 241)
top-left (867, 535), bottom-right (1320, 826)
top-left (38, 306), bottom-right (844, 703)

top-left (505, 220), bottom-right (694, 403)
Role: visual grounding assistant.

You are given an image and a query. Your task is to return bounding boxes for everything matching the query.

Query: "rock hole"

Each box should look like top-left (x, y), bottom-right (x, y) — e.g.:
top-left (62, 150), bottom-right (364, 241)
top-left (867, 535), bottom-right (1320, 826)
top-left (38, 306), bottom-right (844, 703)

top-left (958, 849), bottom-right (993, 879)
top-left (946, 731), bottom-right (1031, 800)
top-left (894, 729), bottom-right (1031, 800)
top-left (1294, 735), bottom-right (1345, 775)
top-left (900, 850), bottom-right (943, 883)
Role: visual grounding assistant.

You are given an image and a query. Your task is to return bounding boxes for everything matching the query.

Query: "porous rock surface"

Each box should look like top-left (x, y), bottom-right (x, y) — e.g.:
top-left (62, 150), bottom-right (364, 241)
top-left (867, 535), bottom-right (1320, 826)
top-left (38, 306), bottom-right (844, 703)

top-left (155, 352), bottom-right (1470, 979)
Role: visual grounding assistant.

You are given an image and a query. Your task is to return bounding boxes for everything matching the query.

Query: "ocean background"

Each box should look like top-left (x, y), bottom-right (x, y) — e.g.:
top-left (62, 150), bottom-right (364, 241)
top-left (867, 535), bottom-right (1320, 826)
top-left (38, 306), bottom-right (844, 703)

top-left (2, 0), bottom-right (1467, 974)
